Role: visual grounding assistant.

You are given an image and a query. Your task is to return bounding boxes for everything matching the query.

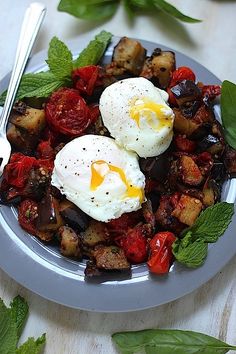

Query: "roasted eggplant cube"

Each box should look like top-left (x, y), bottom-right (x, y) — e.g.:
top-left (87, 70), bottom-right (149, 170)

top-left (202, 179), bottom-right (220, 207)
top-left (37, 193), bottom-right (64, 232)
top-left (140, 153), bottom-right (170, 181)
top-left (179, 155), bottom-right (203, 186)
top-left (11, 107), bottom-right (46, 135)
top-left (197, 134), bottom-right (224, 156)
top-left (93, 245), bottom-right (130, 270)
top-left (57, 226), bottom-right (82, 258)
top-left (173, 108), bottom-right (200, 136)
top-left (224, 146), bottom-right (236, 177)
top-left (7, 125), bottom-right (38, 153)
top-left (112, 37), bottom-right (146, 75)
top-left (82, 220), bottom-right (110, 247)
top-left (141, 49), bottom-right (175, 88)
top-left (172, 194), bottom-right (202, 226)
top-left (59, 200), bottom-right (89, 231)
top-left (171, 80), bottom-right (201, 106)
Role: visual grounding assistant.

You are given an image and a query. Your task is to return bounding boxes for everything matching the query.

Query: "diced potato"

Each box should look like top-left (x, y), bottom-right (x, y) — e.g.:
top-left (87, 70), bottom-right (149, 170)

top-left (93, 245), bottom-right (130, 270)
top-left (82, 220), bottom-right (109, 247)
top-left (7, 125), bottom-right (37, 152)
top-left (179, 155), bottom-right (203, 186)
top-left (11, 106), bottom-right (46, 135)
top-left (172, 194), bottom-right (202, 226)
top-left (112, 37), bottom-right (146, 75)
top-left (141, 49), bottom-right (175, 88)
top-left (57, 226), bottom-right (82, 258)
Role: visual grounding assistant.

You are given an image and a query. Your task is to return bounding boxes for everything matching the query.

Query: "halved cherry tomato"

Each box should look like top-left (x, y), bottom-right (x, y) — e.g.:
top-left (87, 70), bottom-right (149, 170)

top-left (107, 211), bottom-right (141, 236)
top-left (18, 199), bottom-right (38, 235)
top-left (170, 66), bottom-right (196, 87)
top-left (36, 140), bottom-right (55, 159)
top-left (72, 65), bottom-right (100, 96)
top-left (45, 88), bottom-right (92, 136)
top-left (117, 225), bottom-right (148, 264)
top-left (202, 85), bottom-right (221, 100)
top-left (147, 231), bottom-right (176, 274)
top-left (4, 153), bottom-right (37, 188)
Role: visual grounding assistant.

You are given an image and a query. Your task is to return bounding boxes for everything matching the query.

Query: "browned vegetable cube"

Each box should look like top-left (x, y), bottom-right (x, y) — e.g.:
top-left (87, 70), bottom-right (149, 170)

top-left (57, 226), bottom-right (82, 258)
top-left (172, 194), bottom-right (202, 226)
top-left (141, 48), bottom-right (175, 88)
top-left (82, 220), bottom-right (110, 247)
top-left (112, 37), bottom-right (146, 75)
top-left (11, 106), bottom-right (46, 135)
top-left (93, 245), bottom-right (130, 270)
top-left (7, 125), bottom-right (38, 153)
top-left (173, 108), bottom-right (200, 136)
top-left (37, 193), bottom-right (64, 232)
top-left (179, 155), bottom-right (203, 186)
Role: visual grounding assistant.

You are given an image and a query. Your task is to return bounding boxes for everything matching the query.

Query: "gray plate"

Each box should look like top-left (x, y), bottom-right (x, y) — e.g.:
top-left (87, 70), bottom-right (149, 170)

top-left (0, 37), bottom-right (236, 312)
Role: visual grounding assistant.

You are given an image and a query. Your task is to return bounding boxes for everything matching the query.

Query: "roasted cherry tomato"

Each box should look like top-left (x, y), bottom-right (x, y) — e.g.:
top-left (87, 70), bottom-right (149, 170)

top-left (147, 231), bottom-right (176, 274)
top-left (116, 224), bottom-right (148, 264)
top-left (18, 199), bottom-right (38, 235)
top-left (170, 66), bottom-right (196, 87)
top-left (4, 153), bottom-right (37, 188)
top-left (36, 140), bottom-right (55, 159)
top-left (72, 65), bottom-right (100, 96)
top-left (175, 135), bottom-right (197, 153)
top-left (45, 88), bottom-right (92, 136)
top-left (107, 211), bottom-right (141, 236)
top-left (202, 85), bottom-right (221, 100)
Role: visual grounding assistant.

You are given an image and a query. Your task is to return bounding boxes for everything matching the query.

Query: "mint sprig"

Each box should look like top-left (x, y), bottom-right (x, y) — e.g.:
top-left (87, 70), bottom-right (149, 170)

top-left (57, 0), bottom-right (201, 23)
top-left (0, 30), bottom-right (112, 105)
top-left (173, 202), bottom-right (234, 268)
top-left (0, 295), bottom-right (45, 354)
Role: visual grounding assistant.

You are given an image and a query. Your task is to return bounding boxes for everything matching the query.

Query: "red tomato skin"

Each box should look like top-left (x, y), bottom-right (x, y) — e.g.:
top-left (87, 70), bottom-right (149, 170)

top-left (18, 199), bottom-right (38, 235)
top-left (36, 140), bottom-right (55, 159)
top-left (4, 153), bottom-right (37, 188)
top-left (175, 135), bottom-right (197, 153)
top-left (45, 88), bottom-right (92, 137)
top-left (147, 231), bottom-right (176, 274)
top-left (117, 225), bottom-right (148, 264)
top-left (107, 211), bottom-right (142, 236)
top-left (72, 65), bottom-right (100, 96)
top-left (170, 66), bottom-right (196, 87)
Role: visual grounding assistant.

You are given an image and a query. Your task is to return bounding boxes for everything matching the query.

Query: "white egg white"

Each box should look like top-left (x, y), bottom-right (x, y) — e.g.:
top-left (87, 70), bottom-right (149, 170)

top-left (99, 77), bottom-right (175, 158)
top-left (51, 135), bottom-right (145, 222)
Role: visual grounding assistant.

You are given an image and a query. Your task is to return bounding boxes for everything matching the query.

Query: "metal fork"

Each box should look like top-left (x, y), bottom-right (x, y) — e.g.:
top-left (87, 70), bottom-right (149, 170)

top-left (0, 2), bottom-right (46, 177)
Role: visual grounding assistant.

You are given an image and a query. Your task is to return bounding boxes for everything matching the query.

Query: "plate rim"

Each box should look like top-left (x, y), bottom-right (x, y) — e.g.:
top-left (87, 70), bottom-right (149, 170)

top-left (0, 36), bottom-right (235, 312)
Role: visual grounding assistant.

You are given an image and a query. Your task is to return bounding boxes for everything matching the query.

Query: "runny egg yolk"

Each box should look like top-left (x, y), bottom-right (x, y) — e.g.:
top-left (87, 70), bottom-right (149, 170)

top-left (90, 160), bottom-right (144, 202)
top-left (130, 98), bottom-right (172, 131)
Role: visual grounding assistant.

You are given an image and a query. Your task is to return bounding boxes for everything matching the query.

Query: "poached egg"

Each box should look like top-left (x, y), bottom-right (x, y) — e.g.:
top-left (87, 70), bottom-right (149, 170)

top-left (51, 135), bottom-right (145, 222)
top-left (99, 77), bottom-right (174, 158)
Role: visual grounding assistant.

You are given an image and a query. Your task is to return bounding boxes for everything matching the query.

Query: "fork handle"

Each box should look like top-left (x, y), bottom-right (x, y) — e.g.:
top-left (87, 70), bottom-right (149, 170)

top-left (0, 2), bottom-right (46, 133)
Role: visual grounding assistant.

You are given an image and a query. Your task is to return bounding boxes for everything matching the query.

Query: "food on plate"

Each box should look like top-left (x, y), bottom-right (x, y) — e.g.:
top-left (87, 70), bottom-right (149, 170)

top-left (99, 77), bottom-right (174, 157)
top-left (0, 34), bottom-right (235, 278)
top-left (51, 134), bottom-right (145, 221)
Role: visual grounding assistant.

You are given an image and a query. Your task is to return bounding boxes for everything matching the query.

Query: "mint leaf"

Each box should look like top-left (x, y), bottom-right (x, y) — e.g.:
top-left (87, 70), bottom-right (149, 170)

top-left (188, 202), bottom-right (234, 243)
top-left (221, 80), bottom-right (236, 150)
top-left (172, 238), bottom-right (208, 268)
top-left (73, 30), bottom-right (112, 68)
top-left (16, 334), bottom-right (46, 354)
top-left (46, 37), bottom-right (73, 80)
top-left (0, 299), bottom-right (17, 354)
top-left (58, 0), bottom-right (119, 21)
top-left (112, 329), bottom-right (236, 354)
top-left (10, 295), bottom-right (29, 339)
top-left (152, 0), bottom-right (201, 23)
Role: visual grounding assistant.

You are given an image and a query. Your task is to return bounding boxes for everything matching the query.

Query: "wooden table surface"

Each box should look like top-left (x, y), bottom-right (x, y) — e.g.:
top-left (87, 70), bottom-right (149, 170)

top-left (1, 1), bottom-right (236, 353)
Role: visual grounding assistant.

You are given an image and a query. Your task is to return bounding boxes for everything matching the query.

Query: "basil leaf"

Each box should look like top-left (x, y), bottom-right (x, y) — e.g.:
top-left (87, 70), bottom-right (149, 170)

top-left (0, 299), bottom-right (18, 354)
top-left (185, 202), bottom-right (234, 243)
top-left (221, 80), bottom-right (236, 150)
top-left (58, 0), bottom-right (119, 20)
top-left (73, 30), bottom-right (112, 68)
top-left (112, 329), bottom-right (236, 354)
top-left (46, 37), bottom-right (73, 80)
top-left (172, 238), bottom-right (208, 268)
top-left (10, 296), bottom-right (29, 339)
top-left (152, 0), bottom-right (201, 23)
top-left (129, 0), bottom-right (154, 8)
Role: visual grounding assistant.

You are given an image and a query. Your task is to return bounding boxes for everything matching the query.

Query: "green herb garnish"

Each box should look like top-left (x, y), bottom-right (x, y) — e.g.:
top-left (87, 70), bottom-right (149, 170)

top-left (0, 30), bottom-right (112, 105)
top-left (112, 328), bottom-right (236, 354)
top-left (172, 202), bottom-right (234, 268)
top-left (221, 80), bottom-right (236, 150)
top-left (0, 295), bottom-right (45, 354)
top-left (57, 0), bottom-right (201, 23)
